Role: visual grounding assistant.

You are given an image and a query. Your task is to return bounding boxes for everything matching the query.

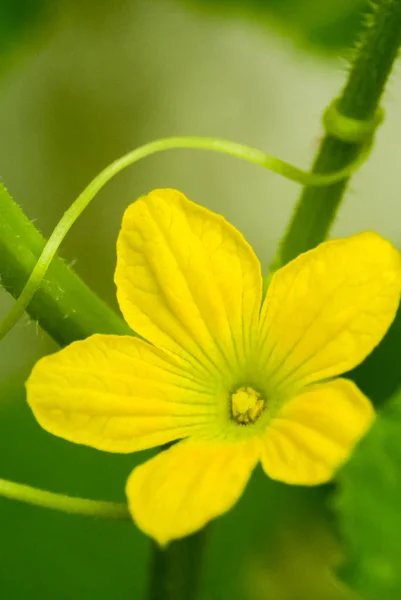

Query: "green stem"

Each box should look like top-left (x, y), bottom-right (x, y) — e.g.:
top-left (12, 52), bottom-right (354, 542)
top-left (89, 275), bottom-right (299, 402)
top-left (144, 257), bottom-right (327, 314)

top-left (0, 477), bottom-right (130, 520)
top-left (148, 531), bottom-right (207, 600)
top-left (277, 0), bottom-right (401, 267)
top-left (0, 182), bottom-right (130, 346)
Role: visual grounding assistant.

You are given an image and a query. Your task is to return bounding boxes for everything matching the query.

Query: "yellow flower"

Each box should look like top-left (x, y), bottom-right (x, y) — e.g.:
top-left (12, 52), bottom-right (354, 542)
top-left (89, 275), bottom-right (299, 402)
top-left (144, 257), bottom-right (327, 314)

top-left (26, 189), bottom-right (401, 545)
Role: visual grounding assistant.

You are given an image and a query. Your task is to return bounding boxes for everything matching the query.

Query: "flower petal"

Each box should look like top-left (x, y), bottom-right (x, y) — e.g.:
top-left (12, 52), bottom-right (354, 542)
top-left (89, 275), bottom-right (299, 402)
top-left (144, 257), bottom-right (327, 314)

top-left (258, 232), bottom-right (401, 392)
top-left (126, 439), bottom-right (259, 544)
top-left (26, 334), bottom-right (216, 453)
top-left (115, 189), bottom-right (262, 382)
top-left (261, 378), bottom-right (374, 485)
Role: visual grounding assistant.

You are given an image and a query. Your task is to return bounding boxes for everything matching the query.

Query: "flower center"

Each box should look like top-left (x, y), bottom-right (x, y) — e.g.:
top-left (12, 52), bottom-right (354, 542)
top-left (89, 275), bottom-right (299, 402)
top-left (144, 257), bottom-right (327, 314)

top-left (231, 386), bottom-right (265, 425)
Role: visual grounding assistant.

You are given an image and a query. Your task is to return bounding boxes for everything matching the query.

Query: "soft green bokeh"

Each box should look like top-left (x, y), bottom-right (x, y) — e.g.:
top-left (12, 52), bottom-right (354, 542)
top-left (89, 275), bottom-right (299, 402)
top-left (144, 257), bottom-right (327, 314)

top-left (0, 0), bottom-right (48, 57)
top-left (1, 0), bottom-right (401, 598)
top-left (186, 0), bottom-right (368, 52)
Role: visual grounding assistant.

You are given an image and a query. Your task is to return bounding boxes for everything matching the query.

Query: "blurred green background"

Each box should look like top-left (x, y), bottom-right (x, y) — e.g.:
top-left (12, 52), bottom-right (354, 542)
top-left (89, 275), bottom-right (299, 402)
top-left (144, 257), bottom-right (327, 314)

top-left (1, 0), bottom-right (401, 598)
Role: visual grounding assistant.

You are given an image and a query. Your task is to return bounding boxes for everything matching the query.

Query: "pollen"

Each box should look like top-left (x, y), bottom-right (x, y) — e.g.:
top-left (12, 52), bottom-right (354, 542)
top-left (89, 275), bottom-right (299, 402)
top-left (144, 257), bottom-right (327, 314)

top-left (231, 386), bottom-right (265, 425)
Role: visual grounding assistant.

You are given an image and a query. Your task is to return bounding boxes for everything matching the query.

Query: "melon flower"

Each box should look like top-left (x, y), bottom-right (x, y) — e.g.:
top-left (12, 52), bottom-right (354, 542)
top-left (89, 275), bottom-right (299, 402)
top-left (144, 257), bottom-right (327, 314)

top-left (27, 189), bottom-right (401, 545)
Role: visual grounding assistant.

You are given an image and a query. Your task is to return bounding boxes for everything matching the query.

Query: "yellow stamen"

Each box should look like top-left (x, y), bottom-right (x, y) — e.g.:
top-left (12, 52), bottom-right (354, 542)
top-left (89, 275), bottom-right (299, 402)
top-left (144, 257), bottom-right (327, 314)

top-left (231, 387), bottom-right (265, 425)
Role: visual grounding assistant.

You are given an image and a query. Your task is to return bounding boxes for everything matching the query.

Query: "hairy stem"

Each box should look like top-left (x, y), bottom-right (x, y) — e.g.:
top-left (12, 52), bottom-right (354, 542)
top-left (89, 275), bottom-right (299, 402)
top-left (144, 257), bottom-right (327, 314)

top-left (277, 0), bottom-right (401, 266)
top-left (0, 182), bottom-right (130, 346)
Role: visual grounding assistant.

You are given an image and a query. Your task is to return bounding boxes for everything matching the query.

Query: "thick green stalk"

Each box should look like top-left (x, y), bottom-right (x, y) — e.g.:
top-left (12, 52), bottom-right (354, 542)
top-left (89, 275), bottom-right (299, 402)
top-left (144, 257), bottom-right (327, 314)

top-left (0, 182), bottom-right (130, 345)
top-left (148, 532), bottom-right (207, 600)
top-left (278, 0), bottom-right (401, 266)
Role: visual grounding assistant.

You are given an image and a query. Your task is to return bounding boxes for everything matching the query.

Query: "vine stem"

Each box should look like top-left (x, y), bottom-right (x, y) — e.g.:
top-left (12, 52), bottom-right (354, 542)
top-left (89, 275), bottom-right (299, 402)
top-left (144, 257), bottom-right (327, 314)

top-left (0, 477), bottom-right (130, 520)
top-left (0, 135), bottom-right (370, 343)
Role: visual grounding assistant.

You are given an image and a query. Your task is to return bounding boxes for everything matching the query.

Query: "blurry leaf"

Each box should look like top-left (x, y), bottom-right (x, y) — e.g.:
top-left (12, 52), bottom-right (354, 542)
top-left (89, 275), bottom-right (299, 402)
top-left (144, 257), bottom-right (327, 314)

top-left (335, 392), bottom-right (401, 600)
top-left (351, 305), bottom-right (401, 406)
top-left (186, 0), bottom-right (369, 52)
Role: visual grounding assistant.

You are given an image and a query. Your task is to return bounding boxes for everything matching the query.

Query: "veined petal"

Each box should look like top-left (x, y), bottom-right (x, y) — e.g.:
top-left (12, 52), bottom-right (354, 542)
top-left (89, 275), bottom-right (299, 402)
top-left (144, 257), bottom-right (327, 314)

top-left (261, 378), bottom-right (374, 485)
top-left (115, 189), bottom-right (262, 381)
top-left (26, 335), bottom-right (216, 453)
top-left (127, 439), bottom-right (259, 545)
top-left (258, 232), bottom-right (401, 392)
